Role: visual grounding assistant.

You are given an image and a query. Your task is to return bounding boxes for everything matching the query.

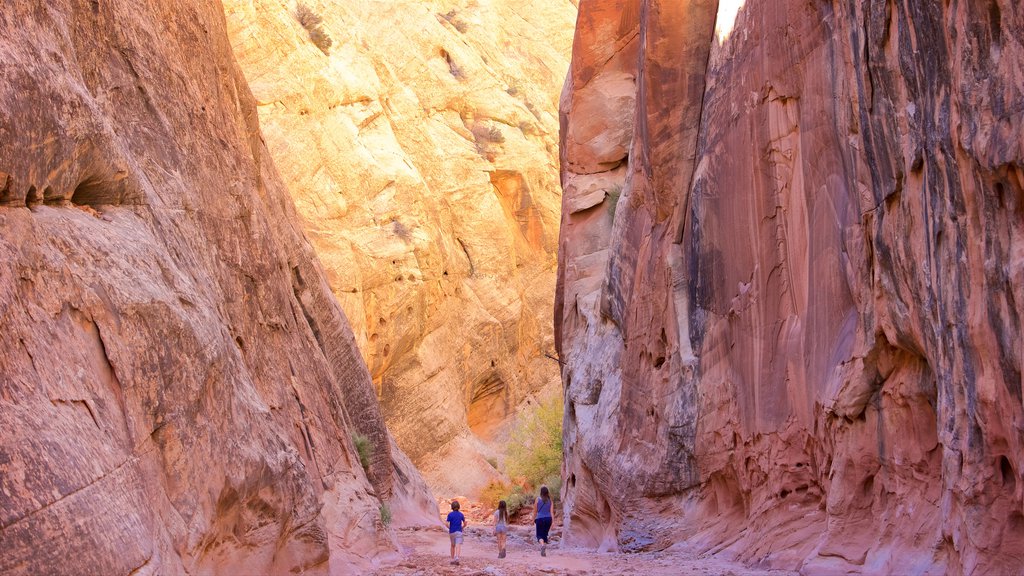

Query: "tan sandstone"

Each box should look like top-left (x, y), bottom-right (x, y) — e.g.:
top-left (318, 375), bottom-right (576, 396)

top-left (223, 0), bottom-right (577, 495)
top-left (557, 1), bottom-right (1023, 574)
top-left (0, 1), bottom-right (435, 574)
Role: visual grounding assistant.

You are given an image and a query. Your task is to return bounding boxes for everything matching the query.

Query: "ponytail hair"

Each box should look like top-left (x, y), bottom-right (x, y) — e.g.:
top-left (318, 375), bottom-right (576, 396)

top-left (498, 500), bottom-right (508, 524)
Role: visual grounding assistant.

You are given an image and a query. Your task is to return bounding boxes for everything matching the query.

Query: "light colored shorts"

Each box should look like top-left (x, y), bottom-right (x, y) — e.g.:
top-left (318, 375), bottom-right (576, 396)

top-left (450, 531), bottom-right (463, 545)
top-left (495, 524), bottom-right (508, 535)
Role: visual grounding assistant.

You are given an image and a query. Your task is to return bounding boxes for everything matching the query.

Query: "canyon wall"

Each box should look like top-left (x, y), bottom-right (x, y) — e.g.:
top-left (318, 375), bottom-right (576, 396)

top-left (557, 0), bottom-right (1023, 574)
top-left (0, 1), bottom-right (435, 574)
top-left (223, 0), bottom-right (576, 495)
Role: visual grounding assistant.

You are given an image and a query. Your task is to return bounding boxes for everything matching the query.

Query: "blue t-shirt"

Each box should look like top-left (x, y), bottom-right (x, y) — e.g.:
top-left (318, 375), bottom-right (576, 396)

top-left (446, 510), bottom-right (465, 533)
top-left (536, 497), bottom-right (552, 519)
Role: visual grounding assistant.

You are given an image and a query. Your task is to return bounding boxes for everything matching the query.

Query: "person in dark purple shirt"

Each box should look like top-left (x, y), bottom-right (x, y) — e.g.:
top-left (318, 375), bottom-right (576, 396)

top-left (535, 485), bottom-right (553, 556)
top-left (446, 500), bottom-right (467, 565)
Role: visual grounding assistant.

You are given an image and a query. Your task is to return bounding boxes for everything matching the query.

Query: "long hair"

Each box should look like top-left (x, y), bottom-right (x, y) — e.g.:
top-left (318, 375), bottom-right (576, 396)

top-left (539, 485), bottom-right (550, 502)
top-left (498, 500), bottom-right (508, 524)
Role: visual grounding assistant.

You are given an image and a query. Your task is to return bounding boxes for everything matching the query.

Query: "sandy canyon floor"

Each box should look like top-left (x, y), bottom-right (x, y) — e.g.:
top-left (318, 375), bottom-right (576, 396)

top-left (371, 525), bottom-right (797, 576)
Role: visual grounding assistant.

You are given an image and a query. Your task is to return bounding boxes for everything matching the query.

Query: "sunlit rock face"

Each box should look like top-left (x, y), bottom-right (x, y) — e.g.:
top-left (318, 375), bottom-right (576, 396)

top-left (224, 0), bottom-right (576, 495)
top-left (0, 1), bottom-right (436, 574)
top-left (557, 0), bottom-right (1023, 573)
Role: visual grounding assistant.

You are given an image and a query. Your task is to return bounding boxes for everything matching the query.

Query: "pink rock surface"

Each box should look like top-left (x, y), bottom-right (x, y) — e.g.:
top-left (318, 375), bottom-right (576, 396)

top-left (557, 1), bottom-right (1023, 573)
top-left (0, 1), bottom-right (435, 574)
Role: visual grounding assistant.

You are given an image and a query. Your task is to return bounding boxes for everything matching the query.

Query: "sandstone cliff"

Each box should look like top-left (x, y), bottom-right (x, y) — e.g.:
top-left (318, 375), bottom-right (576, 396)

top-left (223, 0), bottom-right (576, 495)
top-left (0, 1), bottom-right (435, 574)
top-left (557, 1), bottom-right (1023, 574)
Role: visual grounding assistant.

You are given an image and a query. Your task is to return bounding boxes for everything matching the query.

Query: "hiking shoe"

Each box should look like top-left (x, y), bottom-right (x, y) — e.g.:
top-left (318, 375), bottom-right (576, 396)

top-left (498, 549), bottom-right (506, 559)
top-left (541, 545), bottom-right (547, 557)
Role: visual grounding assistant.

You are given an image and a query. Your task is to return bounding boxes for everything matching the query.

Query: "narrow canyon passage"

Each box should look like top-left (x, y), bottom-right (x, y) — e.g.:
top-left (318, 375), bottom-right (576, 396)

top-left (224, 0), bottom-right (576, 499)
top-left (1, 1), bottom-right (1021, 576)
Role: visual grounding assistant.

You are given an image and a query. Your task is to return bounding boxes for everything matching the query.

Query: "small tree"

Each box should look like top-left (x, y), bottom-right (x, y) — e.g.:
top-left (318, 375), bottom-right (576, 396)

top-left (296, 3), bottom-right (333, 54)
top-left (352, 432), bottom-right (373, 472)
top-left (506, 394), bottom-right (563, 496)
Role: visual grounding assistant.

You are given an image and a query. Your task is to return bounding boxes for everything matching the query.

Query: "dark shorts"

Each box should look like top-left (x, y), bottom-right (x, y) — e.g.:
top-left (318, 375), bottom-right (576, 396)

top-left (535, 517), bottom-right (553, 543)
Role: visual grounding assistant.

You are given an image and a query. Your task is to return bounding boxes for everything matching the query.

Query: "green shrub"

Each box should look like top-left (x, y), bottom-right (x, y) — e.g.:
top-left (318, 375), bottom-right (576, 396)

top-left (379, 503), bottom-right (392, 527)
top-left (480, 480), bottom-right (530, 516)
top-left (505, 487), bottom-right (530, 516)
top-left (352, 432), bottom-right (373, 472)
top-left (480, 480), bottom-right (510, 509)
top-left (296, 3), bottom-right (333, 54)
top-left (506, 394), bottom-right (563, 498)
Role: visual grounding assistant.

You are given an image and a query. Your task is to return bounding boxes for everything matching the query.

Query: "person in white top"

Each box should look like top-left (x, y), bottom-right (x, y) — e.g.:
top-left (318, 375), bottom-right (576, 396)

top-left (494, 500), bottom-right (509, 559)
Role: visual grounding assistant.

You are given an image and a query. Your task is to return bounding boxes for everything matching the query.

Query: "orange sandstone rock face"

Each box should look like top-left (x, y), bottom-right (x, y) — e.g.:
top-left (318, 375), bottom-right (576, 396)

top-left (0, 1), bottom-right (435, 574)
top-left (223, 0), bottom-right (576, 495)
top-left (557, 1), bottom-right (1023, 573)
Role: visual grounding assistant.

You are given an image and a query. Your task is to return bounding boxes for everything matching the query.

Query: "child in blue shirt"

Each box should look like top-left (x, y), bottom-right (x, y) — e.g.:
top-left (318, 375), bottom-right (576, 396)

top-left (446, 500), bottom-right (467, 565)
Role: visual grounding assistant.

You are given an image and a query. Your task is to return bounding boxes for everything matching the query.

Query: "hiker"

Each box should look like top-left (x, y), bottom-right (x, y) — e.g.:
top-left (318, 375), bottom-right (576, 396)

top-left (494, 500), bottom-right (509, 558)
top-left (447, 500), bottom-right (467, 565)
top-left (534, 485), bottom-right (553, 556)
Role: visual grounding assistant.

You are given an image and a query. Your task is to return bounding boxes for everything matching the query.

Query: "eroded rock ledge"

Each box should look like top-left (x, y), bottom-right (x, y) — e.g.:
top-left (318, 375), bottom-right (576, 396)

top-left (557, 1), bottom-right (1023, 573)
top-left (0, 1), bottom-right (435, 574)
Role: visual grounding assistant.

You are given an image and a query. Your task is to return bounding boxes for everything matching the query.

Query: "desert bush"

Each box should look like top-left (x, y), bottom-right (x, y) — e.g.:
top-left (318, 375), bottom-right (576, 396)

top-left (379, 503), bottom-right (392, 527)
top-left (480, 480), bottom-right (531, 516)
top-left (440, 9), bottom-right (469, 33)
top-left (506, 394), bottom-right (563, 498)
top-left (484, 126), bottom-right (505, 143)
top-left (296, 3), bottom-right (333, 54)
top-left (352, 432), bottom-right (373, 472)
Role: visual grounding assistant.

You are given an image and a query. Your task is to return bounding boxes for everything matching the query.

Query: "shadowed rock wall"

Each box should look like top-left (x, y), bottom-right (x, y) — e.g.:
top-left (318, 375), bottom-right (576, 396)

top-left (0, 1), bottom-right (435, 574)
top-left (557, 0), bottom-right (1023, 573)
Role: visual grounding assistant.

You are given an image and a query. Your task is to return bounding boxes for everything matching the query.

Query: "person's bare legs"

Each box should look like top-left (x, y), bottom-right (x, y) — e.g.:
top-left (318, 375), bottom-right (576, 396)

top-left (455, 539), bottom-right (463, 562)
top-left (497, 532), bottom-right (506, 557)
top-left (450, 537), bottom-right (456, 563)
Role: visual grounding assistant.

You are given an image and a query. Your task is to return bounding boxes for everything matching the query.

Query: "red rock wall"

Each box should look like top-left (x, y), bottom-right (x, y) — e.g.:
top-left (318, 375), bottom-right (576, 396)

top-left (0, 1), bottom-right (435, 574)
top-left (557, 0), bottom-right (1023, 573)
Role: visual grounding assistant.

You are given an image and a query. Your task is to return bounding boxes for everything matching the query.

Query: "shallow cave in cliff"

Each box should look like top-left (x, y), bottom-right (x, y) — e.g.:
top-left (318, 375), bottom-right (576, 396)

top-left (467, 374), bottom-right (509, 442)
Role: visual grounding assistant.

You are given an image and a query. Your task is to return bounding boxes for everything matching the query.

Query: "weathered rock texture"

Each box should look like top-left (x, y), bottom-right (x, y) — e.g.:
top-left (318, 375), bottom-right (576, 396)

top-left (223, 0), bottom-right (576, 495)
top-left (0, 1), bottom-right (435, 574)
top-left (557, 0), bottom-right (1023, 574)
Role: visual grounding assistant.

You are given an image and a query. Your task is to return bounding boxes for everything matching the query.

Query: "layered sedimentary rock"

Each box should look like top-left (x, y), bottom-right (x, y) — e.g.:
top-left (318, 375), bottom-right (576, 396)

top-left (0, 1), bottom-right (435, 574)
top-left (223, 0), bottom-right (576, 494)
top-left (557, 1), bottom-right (1023, 574)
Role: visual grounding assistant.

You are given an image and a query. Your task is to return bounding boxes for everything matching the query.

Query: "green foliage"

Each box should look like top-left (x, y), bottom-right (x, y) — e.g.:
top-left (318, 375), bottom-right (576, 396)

top-left (505, 487), bottom-right (530, 516)
top-left (480, 480), bottom-right (510, 509)
top-left (379, 503), bottom-right (392, 527)
top-left (506, 394), bottom-right (563, 498)
top-left (352, 432), bottom-right (373, 473)
top-left (296, 3), bottom-right (333, 54)
top-left (480, 480), bottom-right (530, 516)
